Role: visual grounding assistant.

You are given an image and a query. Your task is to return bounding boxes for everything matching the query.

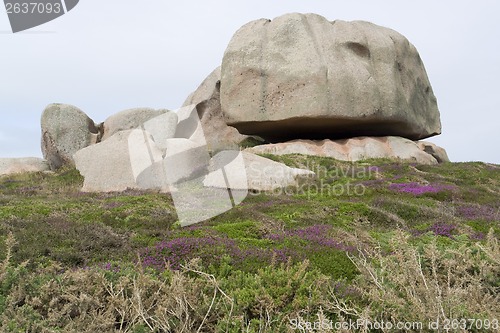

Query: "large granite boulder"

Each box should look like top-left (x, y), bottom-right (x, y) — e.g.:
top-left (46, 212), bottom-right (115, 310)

top-left (41, 103), bottom-right (98, 170)
top-left (182, 67), bottom-right (262, 152)
top-left (246, 136), bottom-right (448, 165)
top-left (221, 13), bottom-right (441, 142)
top-left (0, 157), bottom-right (50, 176)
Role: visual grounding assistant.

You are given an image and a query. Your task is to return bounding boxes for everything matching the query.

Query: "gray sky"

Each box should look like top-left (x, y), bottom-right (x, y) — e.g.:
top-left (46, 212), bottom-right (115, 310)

top-left (1, 0), bottom-right (499, 163)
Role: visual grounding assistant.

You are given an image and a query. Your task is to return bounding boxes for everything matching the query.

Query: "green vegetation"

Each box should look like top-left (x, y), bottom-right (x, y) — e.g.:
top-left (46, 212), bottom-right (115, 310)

top-left (0, 157), bottom-right (499, 332)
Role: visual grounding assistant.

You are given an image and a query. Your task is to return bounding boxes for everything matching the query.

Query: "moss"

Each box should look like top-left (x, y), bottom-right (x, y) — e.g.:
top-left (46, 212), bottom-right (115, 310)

top-left (269, 210), bottom-right (303, 226)
top-left (0, 200), bottom-right (53, 219)
top-left (334, 201), bottom-right (371, 228)
top-left (308, 249), bottom-right (358, 280)
top-left (414, 232), bottom-right (459, 249)
top-left (422, 189), bottom-right (454, 202)
top-left (213, 220), bottom-right (261, 239)
top-left (237, 238), bottom-right (275, 248)
top-left (130, 234), bottom-right (160, 248)
top-left (52, 167), bottom-right (84, 186)
top-left (418, 162), bottom-right (499, 187)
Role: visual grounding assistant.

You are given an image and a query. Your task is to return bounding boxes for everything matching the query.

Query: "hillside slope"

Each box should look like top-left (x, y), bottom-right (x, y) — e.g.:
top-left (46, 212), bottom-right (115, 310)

top-left (0, 157), bottom-right (499, 332)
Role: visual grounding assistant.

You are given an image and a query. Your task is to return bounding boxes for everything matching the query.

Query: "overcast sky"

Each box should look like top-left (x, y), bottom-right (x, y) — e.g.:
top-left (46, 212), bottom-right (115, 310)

top-left (1, 0), bottom-right (499, 163)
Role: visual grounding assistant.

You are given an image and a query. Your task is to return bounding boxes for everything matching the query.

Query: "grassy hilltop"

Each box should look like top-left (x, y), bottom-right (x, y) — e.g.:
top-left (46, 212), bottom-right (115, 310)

top-left (0, 156), bottom-right (499, 332)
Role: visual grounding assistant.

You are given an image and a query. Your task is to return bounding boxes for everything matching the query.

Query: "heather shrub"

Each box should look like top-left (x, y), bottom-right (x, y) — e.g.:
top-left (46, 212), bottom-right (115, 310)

top-left (141, 224), bottom-right (358, 280)
top-left (1, 160), bottom-right (499, 332)
top-left (217, 259), bottom-right (331, 332)
top-left (330, 229), bottom-right (500, 330)
top-left (0, 233), bottom-right (29, 316)
top-left (2, 228), bottom-right (500, 332)
top-left (0, 234), bottom-right (333, 332)
top-left (0, 259), bottom-right (234, 332)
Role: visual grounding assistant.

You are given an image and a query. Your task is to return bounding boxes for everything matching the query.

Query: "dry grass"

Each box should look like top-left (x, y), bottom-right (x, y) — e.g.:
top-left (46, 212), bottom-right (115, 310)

top-left (328, 229), bottom-right (500, 332)
top-left (1, 258), bottom-right (233, 332)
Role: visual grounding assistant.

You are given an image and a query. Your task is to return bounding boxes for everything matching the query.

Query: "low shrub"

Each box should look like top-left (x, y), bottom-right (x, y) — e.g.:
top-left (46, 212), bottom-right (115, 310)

top-left (330, 229), bottom-right (500, 331)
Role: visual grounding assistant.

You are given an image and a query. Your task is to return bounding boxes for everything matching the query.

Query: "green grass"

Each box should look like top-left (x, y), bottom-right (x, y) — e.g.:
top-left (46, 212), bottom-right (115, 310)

top-left (1, 158), bottom-right (498, 269)
top-left (213, 220), bottom-right (261, 239)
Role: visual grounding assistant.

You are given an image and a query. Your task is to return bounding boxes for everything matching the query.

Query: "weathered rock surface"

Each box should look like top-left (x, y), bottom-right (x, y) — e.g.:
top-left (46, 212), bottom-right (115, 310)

top-left (142, 112), bottom-right (178, 150)
top-left (417, 141), bottom-right (450, 163)
top-left (221, 13), bottom-right (441, 142)
top-left (74, 130), bottom-right (168, 192)
top-left (183, 67), bottom-right (222, 107)
top-left (246, 136), bottom-right (446, 165)
top-left (182, 67), bottom-right (262, 152)
top-left (204, 151), bottom-right (315, 191)
top-left (0, 158), bottom-right (50, 176)
top-left (41, 103), bottom-right (98, 170)
top-left (175, 104), bottom-right (208, 145)
top-left (160, 138), bottom-right (210, 184)
top-left (101, 108), bottom-right (173, 141)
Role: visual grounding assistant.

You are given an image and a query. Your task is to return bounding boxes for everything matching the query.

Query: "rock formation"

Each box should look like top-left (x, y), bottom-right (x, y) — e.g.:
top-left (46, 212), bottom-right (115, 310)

top-left (13, 13), bottom-right (449, 197)
top-left (417, 141), bottom-right (450, 164)
top-left (220, 13), bottom-right (441, 142)
top-left (73, 107), bottom-right (313, 193)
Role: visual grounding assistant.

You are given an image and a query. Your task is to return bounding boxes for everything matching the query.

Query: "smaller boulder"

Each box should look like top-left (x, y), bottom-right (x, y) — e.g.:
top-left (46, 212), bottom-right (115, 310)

top-left (162, 138), bottom-right (210, 184)
top-left (41, 103), bottom-right (98, 170)
top-left (101, 108), bottom-right (173, 141)
top-left (417, 141), bottom-right (450, 163)
top-left (170, 151), bottom-right (248, 227)
top-left (204, 151), bottom-right (315, 191)
top-left (246, 136), bottom-right (447, 165)
top-left (74, 129), bottom-right (167, 192)
top-left (142, 112), bottom-right (178, 150)
top-left (0, 158), bottom-right (50, 176)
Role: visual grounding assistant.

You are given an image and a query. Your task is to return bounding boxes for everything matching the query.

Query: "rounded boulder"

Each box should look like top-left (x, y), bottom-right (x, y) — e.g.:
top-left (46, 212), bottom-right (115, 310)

top-left (221, 13), bottom-right (441, 142)
top-left (41, 103), bottom-right (98, 170)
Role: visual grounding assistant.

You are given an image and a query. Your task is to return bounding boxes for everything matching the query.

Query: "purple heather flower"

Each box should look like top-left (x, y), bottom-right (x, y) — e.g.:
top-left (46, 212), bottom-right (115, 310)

top-left (469, 232), bottom-right (486, 241)
top-left (457, 205), bottom-right (499, 222)
top-left (428, 223), bottom-right (456, 238)
top-left (141, 224), bottom-right (353, 271)
top-left (266, 225), bottom-right (354, 253)
top-left (389, 182), bottom-right (453, 195)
